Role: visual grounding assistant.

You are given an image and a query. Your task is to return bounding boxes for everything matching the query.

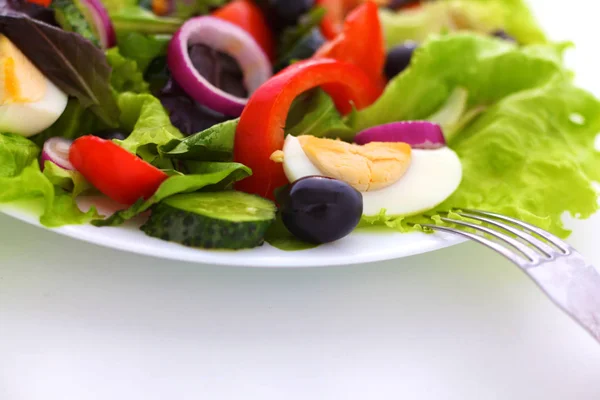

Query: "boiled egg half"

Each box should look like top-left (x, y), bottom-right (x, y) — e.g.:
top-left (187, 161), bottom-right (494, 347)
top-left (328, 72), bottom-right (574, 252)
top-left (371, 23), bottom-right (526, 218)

top-left (0, 35), bottom-right (68, 137)
top-left (280, 135), bottom-right (463, 217)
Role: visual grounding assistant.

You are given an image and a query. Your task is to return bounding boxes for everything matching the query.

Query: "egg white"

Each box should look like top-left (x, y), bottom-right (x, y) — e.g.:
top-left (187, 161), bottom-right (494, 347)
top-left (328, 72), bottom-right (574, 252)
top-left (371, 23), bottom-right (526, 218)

top-left (0, 78), bottom-right (68, 137)
top-left (282, 135), bottom-right (463, 217)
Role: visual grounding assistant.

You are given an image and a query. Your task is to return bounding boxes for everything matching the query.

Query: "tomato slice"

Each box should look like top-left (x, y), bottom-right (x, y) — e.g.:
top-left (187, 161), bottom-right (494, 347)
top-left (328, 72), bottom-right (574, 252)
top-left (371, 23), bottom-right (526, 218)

top-left (234, 58), bottom-right (381, 199)
top-left (212, 0), bottom-right (276, 62)
top-left (69, 136), bottom-right (168, 206)
top-left (314, 2), bottom-right (386, 93)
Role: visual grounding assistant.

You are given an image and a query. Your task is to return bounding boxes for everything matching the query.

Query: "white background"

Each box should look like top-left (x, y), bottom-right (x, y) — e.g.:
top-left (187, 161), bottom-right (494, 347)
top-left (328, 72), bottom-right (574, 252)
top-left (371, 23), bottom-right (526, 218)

top-left (2, 0), bottom-right (600, 399)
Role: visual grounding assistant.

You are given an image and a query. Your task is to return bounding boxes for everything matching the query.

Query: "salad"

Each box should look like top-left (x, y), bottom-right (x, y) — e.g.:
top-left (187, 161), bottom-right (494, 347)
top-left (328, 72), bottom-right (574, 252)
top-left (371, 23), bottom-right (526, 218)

top-left (1, 0), bottom-right (599, 251)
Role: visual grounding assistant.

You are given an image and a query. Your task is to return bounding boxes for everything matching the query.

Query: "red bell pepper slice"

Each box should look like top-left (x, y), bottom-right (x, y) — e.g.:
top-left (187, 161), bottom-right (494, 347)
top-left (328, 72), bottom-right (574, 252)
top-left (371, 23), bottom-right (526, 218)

top-left (316, 0), bottom-right (345, 40)
top-left (212, 0), bottom-right (275, 62)
top-left (69, 136), bottom-right (168, 206)
top-left (316, 0), bottom-right (389, 39)
top-left (25, 0), bottom-right (51, 6)
top-left (234, 58), bottom-right (380, 200)
top-left (314, 1), bottom-right (386, 93)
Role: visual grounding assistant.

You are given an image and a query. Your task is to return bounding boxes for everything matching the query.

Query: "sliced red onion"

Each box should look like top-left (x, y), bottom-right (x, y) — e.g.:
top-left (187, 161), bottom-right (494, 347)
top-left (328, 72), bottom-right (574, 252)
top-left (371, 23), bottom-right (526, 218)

top-left (41, 138), bottom-right (75, 171)
top-left (79, 0), bottom-right (116, 49)
top-left (354, 121), bottom-right (446, 149)
top-left (168, 16), bottom-right (272, 117)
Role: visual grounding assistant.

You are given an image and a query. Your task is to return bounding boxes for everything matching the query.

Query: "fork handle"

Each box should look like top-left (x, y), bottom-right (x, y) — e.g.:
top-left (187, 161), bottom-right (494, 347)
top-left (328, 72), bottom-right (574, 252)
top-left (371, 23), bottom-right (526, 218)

top-left (525, 253), bottom-right (600, 342)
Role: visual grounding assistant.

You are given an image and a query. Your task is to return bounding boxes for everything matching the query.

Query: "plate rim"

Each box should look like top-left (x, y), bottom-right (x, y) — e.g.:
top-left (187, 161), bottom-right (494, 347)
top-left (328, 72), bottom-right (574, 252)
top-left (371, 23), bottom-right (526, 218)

top-left (0, 205), bottom-right (467, 268)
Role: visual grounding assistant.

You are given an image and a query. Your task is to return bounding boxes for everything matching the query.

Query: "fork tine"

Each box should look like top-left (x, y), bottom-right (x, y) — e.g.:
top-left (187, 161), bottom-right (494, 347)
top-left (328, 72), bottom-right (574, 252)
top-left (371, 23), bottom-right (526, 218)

top-left (440, 217), bottom-right (542, 263)
top-left (456, 212), bottom-right (555, 258)
top-left (463, 210), bottom-right (571, 254)
top-left (421, 224), bottom-right (531, 265)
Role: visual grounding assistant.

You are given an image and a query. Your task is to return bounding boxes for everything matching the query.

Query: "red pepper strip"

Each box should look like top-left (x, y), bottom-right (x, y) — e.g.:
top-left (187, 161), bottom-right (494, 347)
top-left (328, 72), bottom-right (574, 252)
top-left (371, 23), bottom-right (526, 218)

top-left (69, 136), bottom-right (168, 206)
top-left (25, 0), bottom-right (51, 6)
top-left (316, 0), bottom-right (390, 40)
top-left (212, 0), bottom-right (276, 62)
top-left (314, 2), bottom-right (386, 94)
top-left (234, 58), bottom-right (380, 199)
top-left (315, 0), bottom-right (345, 40)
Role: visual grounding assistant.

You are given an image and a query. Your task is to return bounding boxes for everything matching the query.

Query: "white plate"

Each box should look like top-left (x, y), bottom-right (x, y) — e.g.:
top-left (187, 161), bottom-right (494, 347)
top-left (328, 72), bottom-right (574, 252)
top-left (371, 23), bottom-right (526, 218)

top-left (1, 0), bottom-right (596, 267)
top-left (0, 199), bottom-right (464, 267)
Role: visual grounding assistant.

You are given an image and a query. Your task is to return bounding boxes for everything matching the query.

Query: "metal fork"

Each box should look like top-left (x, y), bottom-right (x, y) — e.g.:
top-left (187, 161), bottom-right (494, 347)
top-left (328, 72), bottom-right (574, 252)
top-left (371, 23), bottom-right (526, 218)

top-left (421, 209), bottom-right (600, 344)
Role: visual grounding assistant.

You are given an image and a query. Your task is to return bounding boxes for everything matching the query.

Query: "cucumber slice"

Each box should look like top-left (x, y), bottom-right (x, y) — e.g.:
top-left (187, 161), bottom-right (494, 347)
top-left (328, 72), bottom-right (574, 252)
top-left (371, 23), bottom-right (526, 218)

top-left (141, 191), bottom-right (277, 250)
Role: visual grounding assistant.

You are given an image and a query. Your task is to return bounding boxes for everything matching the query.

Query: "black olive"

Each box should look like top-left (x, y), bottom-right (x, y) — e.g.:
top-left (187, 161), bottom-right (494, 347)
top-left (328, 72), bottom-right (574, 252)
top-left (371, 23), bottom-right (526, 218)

top-left (384, 41), bottom-right (418, 80)
top-left (92, 129), bottom-right (128, 141)
top-left (279, 176), bottom-right (363, 244)
top-left (491, 29), bottom-right (517, 43)
top-left (268, 0), bottom-right (314, 30)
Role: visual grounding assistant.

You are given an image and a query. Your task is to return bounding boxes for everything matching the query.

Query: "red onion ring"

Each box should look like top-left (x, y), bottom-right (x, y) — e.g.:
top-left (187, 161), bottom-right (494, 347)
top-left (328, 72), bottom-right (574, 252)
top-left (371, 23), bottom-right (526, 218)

top-left (41, 137), bottom-right (75, 171)
top-left (79, 0), bottom-right (116, 49)
top-left (354, 121), bottom-right (446, 149)
top-left (168, 16), bottom-right (272, 117)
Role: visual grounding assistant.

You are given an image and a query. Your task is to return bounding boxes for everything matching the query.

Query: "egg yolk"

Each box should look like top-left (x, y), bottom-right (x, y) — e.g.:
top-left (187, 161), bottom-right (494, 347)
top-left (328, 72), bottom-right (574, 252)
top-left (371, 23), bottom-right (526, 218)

top-left (297, 136), bottom-right (412, 192)
top-left (0, 35), bottom-right (46, 105)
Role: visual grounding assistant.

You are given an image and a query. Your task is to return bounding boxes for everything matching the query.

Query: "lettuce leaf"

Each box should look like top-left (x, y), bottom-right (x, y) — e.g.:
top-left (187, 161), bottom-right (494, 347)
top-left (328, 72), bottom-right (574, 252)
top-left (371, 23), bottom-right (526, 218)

top-left (351, 34), bottom-right (567, 133)
top-left (0, 134), bottom-right (99, 227)
top-left (106, 48), bottom-right (150, 93)
top-left (103, 0), bottom-right (226, 36)
top-left (380, 0), bottom-right (546, 49)
top-left (115, 32), bottom-right (170, 72)
top-left (358, 35), bottom-right (600, 237)
top-left (43, 161), bottom-right (93, 198)
top-left (0, 132), bottom-right (39, 176)
top-left (116, 92), bottom-right (183, 161)
top-left (93, 162), bottom-right (251, 226)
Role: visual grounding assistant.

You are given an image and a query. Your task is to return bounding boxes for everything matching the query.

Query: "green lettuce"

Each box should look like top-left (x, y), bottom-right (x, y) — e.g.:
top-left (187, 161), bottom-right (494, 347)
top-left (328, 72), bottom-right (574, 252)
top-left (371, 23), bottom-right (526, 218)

top-left (102, 0), bottom-right (227, 36)
top-left (358, 35), bottom-right (600, 238)
top-left (0, 134), bottom-right (99, 227)
top-left (43, 161), bottom-right (93, 198)
top-left (115, 32), bottom-right (170, 72)
top-left (93, 162), bottom-right (251, 226)
top-left (106, 48), bottom-right (150, 94)
top-left (115, 92), bottom-right (183, 161)
top-left (351, 34), bottom-right (567, 132)
top-left (380, 0), bottom-right (546, 49)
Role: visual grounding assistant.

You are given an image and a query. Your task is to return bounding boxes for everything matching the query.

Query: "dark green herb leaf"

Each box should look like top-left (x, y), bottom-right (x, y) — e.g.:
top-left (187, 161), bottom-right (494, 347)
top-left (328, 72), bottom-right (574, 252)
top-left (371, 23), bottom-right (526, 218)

top-left (276, 6), bottom-right (325, 69)
top-left (159, 119), bottom-right (238, 161)
top-left (285, 89), bottom-right (355, 141)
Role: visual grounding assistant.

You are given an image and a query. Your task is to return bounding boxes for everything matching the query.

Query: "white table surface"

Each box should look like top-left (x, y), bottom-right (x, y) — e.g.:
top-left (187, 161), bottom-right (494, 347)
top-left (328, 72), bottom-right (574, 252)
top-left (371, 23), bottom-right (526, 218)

top-left (2, 1), bottom-right (600, 399)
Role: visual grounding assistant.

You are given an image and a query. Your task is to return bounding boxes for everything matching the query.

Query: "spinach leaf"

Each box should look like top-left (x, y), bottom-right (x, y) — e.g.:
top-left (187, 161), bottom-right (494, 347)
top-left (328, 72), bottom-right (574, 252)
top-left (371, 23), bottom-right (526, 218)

top-left (159, 119), bottom-right (238, 161)
top-left (106, 47), bottom-right (150, 93)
